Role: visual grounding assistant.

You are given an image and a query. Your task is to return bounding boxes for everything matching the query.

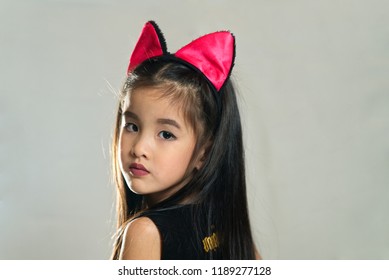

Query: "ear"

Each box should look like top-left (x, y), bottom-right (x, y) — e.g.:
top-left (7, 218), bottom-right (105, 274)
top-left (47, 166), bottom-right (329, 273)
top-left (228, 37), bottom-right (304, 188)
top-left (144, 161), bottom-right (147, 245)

top-left (194, 143), bottom-right (209, 170)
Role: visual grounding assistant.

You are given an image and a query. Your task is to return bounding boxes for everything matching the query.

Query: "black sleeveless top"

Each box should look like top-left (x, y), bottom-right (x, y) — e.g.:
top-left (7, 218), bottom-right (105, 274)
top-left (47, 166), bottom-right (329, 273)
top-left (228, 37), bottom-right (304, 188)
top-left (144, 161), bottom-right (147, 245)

top-left (140, 205), bottom-right (221, 260)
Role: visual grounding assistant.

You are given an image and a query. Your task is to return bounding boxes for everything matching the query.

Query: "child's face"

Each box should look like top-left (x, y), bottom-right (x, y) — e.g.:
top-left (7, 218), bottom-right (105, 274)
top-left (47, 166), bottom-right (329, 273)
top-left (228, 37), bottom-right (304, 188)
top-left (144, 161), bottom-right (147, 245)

top-left (119, 87), bottom-right (198, 205)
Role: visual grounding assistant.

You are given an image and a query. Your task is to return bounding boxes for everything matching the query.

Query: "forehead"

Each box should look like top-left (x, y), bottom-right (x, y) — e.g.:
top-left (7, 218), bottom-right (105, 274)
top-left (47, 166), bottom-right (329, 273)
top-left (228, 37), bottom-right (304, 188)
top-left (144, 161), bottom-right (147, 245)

top-left (122, 87), bottom-right (189, 123)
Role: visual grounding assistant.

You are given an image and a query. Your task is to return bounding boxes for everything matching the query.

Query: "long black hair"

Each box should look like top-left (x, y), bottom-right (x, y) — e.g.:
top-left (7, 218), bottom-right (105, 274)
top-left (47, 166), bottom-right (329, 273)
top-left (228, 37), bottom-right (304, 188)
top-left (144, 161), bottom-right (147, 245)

top-left (111, 58), bottom-right (255, 259)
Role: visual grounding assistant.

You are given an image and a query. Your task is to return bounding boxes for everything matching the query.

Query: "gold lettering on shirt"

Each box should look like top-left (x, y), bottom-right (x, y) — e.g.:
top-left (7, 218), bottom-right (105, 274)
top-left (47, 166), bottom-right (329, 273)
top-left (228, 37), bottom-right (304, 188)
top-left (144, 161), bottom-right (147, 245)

top-left (202, 232), bottom-right (219, 253)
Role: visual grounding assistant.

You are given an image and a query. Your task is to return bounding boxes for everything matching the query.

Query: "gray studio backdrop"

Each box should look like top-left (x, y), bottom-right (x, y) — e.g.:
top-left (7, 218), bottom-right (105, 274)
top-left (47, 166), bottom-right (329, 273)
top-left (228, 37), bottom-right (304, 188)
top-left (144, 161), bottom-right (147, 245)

top-left (1, 0), bottom-right (388, 259)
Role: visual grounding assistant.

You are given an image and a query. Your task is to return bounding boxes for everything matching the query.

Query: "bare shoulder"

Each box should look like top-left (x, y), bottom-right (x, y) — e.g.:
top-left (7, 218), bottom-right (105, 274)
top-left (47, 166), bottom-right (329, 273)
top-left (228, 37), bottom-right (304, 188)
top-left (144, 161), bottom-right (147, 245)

top-left (119, 217), bottom-right (161, 260)
top-left (255, 247), bottom-right (262, 260)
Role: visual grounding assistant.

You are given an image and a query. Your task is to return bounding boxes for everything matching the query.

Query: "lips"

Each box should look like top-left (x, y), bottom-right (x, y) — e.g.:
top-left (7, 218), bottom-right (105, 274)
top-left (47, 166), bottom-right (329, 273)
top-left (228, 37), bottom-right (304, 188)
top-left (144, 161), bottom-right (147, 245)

top-left (129, 163), bottom-right (150, 177)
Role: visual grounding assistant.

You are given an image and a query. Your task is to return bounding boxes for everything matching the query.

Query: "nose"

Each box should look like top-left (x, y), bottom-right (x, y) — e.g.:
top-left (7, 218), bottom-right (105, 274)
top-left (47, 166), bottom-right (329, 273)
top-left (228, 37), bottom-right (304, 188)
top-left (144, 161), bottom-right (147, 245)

top-left (130, 133), bottom-right (150, 159)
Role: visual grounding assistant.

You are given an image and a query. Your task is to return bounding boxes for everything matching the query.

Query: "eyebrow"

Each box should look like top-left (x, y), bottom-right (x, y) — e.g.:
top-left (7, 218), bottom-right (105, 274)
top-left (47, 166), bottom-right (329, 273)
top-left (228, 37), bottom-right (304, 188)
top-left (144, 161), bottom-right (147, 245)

top-left (157, 118), bottom-right (181, 129)
top-left (122, 111), bottom-right (181, 129)
top-left (122, 110), bottom-right (138, 119)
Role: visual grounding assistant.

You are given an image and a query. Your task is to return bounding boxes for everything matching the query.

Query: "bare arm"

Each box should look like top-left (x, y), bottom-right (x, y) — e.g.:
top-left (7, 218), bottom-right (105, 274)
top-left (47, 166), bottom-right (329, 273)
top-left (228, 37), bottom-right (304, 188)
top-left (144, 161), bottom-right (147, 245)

top-left (119, 217), bottom-right (161, 260)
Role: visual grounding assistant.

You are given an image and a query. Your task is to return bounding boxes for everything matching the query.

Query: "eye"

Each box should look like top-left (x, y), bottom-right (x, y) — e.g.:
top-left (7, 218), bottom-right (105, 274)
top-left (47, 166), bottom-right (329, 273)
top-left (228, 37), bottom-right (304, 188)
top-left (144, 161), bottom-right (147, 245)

top-left (158, 131), bottom-right (176, 140)
top-left (124, 123), bottom-right (138, 132)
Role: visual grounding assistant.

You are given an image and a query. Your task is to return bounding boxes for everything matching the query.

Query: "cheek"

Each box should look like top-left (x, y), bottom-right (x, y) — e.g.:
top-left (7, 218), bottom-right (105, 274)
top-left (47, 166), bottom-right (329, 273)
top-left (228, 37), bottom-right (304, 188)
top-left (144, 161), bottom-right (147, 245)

top-left (118, 133), bottom-right (128, 163)
top-left (118, 130), bottom-right (131, 149)
top-left (173, 144), bottom-right (195, 169)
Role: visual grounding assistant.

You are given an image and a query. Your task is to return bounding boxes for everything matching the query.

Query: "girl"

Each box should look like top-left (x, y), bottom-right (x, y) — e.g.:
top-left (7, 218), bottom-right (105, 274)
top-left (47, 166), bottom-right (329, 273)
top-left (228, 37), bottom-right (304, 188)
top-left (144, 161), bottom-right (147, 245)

top-left (111, 21), bottom-right (259, 260)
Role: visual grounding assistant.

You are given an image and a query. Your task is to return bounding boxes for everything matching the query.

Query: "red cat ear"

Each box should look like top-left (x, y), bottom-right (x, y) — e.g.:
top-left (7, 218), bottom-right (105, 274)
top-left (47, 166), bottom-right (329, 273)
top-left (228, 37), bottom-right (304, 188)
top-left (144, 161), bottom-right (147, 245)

top-left (175, 31), bottom-right (235, 91)
top-left (127, 21), bottom-right (235, 92)
top-left (127, 21), bottom-right (167, 74)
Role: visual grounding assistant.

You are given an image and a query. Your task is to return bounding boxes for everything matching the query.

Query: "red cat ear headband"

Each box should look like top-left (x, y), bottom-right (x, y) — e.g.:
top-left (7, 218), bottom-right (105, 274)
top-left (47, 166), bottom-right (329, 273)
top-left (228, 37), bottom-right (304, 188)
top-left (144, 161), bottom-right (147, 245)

top-left (127, 21), bottom-right (235, 92)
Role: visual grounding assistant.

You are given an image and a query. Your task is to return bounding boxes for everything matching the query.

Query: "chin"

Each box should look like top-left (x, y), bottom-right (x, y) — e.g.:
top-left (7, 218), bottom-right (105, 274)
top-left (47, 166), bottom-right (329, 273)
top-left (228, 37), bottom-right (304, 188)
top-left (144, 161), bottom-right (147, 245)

top-left (127, 183), bottom-right (150, 196)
